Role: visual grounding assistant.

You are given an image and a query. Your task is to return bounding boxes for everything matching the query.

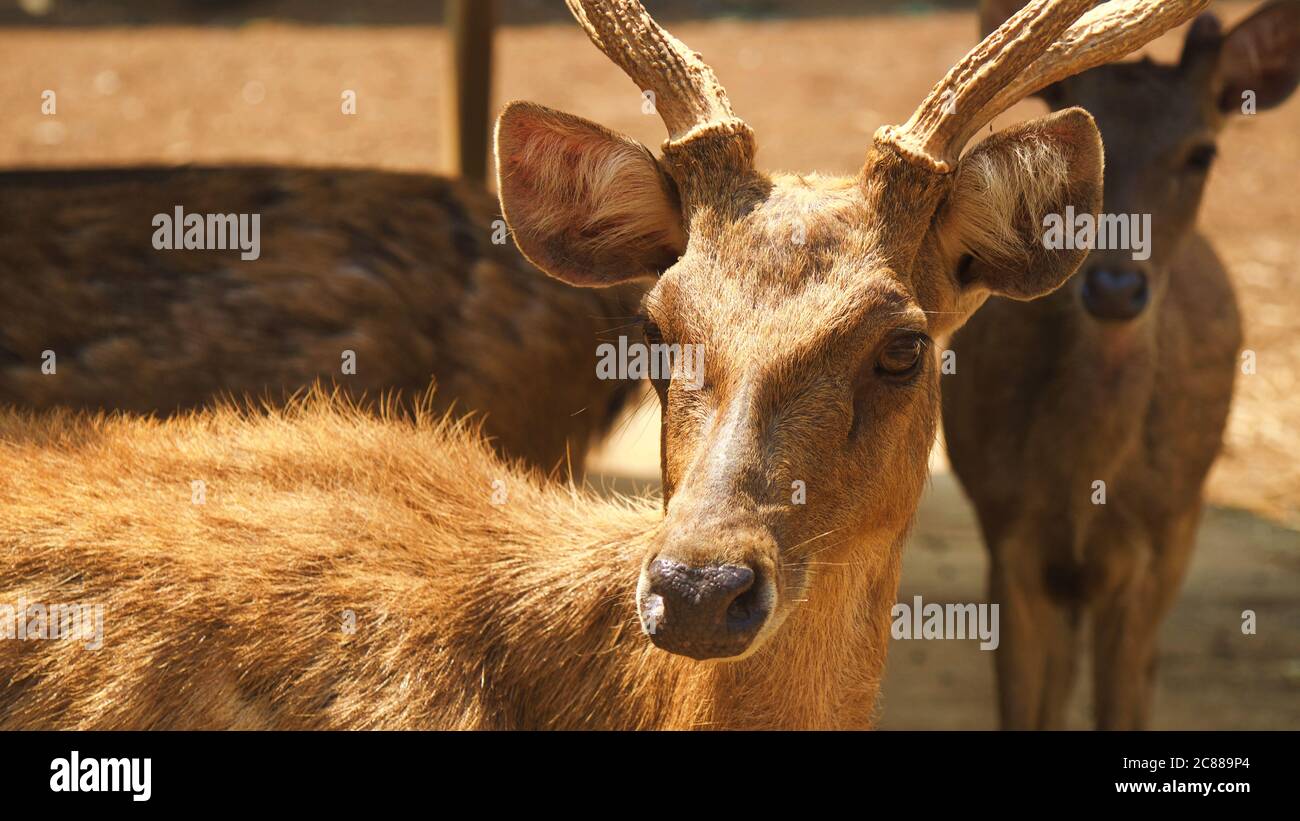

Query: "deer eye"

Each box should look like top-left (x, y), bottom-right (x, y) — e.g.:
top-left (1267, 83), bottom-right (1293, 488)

top-left (1184, 144), bottom-right (1217, 172)
top-left (640, 315), bottom-right (664, 346)
top-left (638, 315), bottom-right (672, 400)
top-left (876, 333), bottom-right (928, 378)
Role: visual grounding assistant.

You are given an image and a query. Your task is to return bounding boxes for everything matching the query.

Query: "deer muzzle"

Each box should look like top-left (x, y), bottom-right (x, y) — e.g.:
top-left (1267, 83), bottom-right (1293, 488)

top-left (636, 526), bottom-right (778, 661)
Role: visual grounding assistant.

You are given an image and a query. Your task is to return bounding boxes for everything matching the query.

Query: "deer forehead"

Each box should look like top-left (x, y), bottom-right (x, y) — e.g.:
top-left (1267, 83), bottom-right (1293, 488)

top-left (685, 174), bottom-right (904, 276)
top-left (1069, 62), bottom-right (1217, 134)
top-left (647, 263), bottom-right (923, 383)
top-left (641, 174), bottom-right (931, 368)
top-left (747, 173), bottom-right (870, 239)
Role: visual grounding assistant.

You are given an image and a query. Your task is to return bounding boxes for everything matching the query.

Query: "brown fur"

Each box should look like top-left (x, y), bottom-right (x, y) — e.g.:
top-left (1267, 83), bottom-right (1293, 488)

top-left (0, 392), bottom-right (888, 729)
top-left (0, 166), bottom-right (644, 473)
top-left (942, 1), bottom-right (1300, 729)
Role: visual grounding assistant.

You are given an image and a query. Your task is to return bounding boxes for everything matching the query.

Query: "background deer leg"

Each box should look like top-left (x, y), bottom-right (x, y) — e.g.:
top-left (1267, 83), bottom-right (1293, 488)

top-left (990, 522), bottom-right (1083, 730)
top-left (1089, 508), bottom-right (1200, 729)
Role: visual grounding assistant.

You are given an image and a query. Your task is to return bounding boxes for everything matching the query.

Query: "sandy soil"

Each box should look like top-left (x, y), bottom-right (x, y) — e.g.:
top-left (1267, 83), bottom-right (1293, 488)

top-left (2, 3), bottom-right (1296, 728)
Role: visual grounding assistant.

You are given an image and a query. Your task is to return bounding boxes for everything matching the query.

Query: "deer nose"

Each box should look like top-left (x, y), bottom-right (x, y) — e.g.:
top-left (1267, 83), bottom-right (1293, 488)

top-left (1081, 266), bottom-right (1149, 320)
top-left (639, 558), bottom-right (768, 660)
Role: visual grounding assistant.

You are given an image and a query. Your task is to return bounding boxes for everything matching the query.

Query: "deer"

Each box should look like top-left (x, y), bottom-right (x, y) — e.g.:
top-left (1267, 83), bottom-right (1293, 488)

top-left (0, 0), bottom-right (1205, 729)
top-left (942, 0), bottom-right (1300, 730)
top-left (0, 165), bottom-right (645, 475)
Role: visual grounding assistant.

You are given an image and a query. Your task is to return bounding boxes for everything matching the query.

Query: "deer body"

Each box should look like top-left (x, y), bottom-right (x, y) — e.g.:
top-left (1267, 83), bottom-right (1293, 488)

top-left (943, 1), bottom-right (1300, 729)
top-left (0, 397), bottom-right (891, 729)
top-left (0, 0), bottom-right (1204, 728)
top-left (0, 166), bottom-right (643, 473)
top-left (944, 233), bottom-right (1239, 729)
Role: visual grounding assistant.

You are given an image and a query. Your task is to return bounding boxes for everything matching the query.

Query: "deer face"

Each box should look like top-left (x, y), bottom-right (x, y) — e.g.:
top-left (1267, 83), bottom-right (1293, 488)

top-left (499, 0), bottom-right (1203, 661)
top-left (1057, 60), bottom-right (1217, 322)
top-left (636, 170), bottom-right (945, 661)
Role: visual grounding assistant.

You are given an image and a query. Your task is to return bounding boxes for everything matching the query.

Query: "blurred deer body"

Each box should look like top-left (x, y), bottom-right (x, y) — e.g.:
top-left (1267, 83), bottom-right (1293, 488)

top-left (0, 0), bottom-right (1207, 728)
top-left (0, 166), bottom-right (644, 472)
top-left (943, 1), bottom-right (1300, 729)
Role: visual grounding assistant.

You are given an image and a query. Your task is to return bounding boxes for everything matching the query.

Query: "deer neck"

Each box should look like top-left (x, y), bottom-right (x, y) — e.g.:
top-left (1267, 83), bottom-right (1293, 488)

top-left (663, 529), bottom-right (905, 729)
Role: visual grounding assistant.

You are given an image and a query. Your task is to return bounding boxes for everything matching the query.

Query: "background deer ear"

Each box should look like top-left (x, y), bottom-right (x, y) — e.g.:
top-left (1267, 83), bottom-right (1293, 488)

top-left (1215, 0), bottom-right (1300, 114)
top-left (495, 101), bottom-right (686, 287)
top-left (1178, 12), bottom-right (1223, 80)
top-left (938, 107), bottom-right (1102, 301)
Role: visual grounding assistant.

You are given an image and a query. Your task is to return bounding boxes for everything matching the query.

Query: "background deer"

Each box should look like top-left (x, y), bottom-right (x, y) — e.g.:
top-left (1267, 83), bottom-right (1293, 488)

top-left (0, 0), bottom-right (1202, 729)
top-left (943, 0), bottom-right (1300, 730)
top-left (0, 165), bottom-right (644, 474)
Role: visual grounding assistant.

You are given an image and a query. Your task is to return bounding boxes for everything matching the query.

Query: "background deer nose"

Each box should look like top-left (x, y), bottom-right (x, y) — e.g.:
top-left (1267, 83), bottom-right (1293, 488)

top-left (1081, 266), bottom-right (1149, 320)
top-left (640, 558), bottom-right (767, 660)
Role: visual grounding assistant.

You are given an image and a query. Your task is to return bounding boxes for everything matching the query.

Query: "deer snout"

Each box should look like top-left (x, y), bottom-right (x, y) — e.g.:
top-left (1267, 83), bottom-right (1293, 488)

top-left (638, 558), bottom-right (771, 661)
top-left (1081, 265), bottom-right (1149, 321)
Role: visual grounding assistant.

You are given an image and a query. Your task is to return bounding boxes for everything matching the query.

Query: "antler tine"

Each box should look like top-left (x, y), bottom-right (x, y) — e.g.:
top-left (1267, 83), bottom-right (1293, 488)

top-left (565, 0), bottom-right (751, 151)
top-left (877, 0), bottom-right (1094, 173)
top-left (964, 0), bottom-right (1211, 149)
top-left (877, 0), bottom-right (1208, 174)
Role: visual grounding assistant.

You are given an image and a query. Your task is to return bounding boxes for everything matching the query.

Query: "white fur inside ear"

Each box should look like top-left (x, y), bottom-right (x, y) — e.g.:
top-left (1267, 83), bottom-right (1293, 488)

top-left (940, 132), bottom-right (1071, 269)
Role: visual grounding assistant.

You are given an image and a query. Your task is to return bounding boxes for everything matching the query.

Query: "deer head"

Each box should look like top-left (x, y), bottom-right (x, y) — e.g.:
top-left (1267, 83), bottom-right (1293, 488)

top-left (981, 0), bottom-right (1300, 322)
top-left (495, 0), bottom-right (1207, 662)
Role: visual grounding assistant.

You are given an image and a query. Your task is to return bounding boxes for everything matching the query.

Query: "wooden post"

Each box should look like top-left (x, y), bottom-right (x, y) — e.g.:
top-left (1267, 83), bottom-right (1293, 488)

top-left (444, 0), bottom-right (495, 185)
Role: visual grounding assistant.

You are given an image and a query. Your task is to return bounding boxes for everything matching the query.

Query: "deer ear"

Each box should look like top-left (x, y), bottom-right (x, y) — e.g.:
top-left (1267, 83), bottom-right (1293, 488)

top-left (494, 101), bottom-right (686, 287)
top-left (1216, 0), bottom-right (1300, 113)
top-left (938, 107), bottom-right (1102, 301)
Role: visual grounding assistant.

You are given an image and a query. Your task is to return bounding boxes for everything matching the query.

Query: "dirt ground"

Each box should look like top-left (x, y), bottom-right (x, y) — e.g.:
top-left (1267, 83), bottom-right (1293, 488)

top-left (2, 2), bottom-right (1296, 728)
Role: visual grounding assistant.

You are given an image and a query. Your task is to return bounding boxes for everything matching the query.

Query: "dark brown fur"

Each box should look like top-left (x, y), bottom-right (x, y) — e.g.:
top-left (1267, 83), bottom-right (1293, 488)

top-left (0, 165), bottom-right (644, 473)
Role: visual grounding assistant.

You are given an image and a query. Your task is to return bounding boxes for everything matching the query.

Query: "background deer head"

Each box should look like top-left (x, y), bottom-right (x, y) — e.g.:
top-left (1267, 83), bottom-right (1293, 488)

top-left (981, 0), bottom-right (1300, 322)
top-left (495, 0), bottom-right (1205, 662)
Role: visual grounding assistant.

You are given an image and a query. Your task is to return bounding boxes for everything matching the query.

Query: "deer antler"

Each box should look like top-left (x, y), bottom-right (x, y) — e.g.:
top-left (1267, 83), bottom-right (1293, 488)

top-left (878, 0), bottom-right (1210, 173)
top-left (564, 0), bottom-right (752, 153)
top-left (970, 0), bottom-right (1212, 142)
